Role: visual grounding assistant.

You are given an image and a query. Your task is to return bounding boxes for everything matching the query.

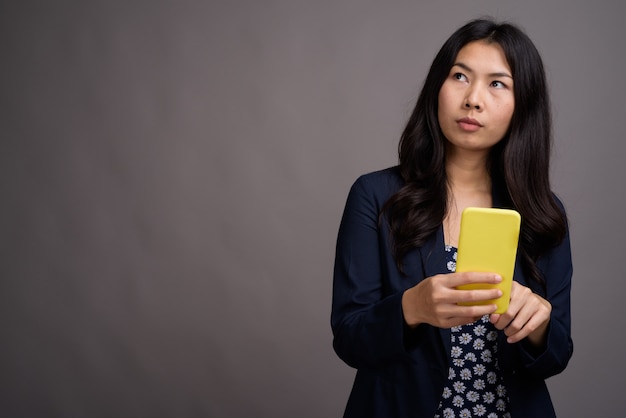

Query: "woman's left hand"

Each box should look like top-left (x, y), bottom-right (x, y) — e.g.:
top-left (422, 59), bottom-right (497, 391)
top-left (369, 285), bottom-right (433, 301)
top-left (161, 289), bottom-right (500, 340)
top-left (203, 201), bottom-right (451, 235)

top-left (489, 281), bottom-right (551, 347)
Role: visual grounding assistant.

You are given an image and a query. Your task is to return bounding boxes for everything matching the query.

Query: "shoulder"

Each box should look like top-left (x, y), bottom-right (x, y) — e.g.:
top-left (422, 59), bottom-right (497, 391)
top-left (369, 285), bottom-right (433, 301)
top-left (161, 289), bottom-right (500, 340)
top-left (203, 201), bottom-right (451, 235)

top-left (342, 166), bottom-right (404, 216)
top-left (351, 166), bottom-right (404, 198)
top-left (537, 191), bottom-right (572, 272)
top-left (550, 192), bottom-right (568, 216)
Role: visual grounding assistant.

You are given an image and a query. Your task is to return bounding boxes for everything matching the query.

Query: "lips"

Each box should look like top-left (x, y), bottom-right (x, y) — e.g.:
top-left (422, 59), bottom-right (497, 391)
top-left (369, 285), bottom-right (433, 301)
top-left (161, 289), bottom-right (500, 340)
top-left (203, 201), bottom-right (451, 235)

top-left (457, 117), bottom-right (483, 132)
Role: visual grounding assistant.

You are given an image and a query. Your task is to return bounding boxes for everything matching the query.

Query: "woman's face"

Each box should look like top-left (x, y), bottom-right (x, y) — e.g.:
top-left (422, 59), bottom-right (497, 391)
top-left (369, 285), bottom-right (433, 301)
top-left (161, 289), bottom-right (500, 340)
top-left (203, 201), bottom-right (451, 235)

top-left (438, 41), bottom-right (515, 154)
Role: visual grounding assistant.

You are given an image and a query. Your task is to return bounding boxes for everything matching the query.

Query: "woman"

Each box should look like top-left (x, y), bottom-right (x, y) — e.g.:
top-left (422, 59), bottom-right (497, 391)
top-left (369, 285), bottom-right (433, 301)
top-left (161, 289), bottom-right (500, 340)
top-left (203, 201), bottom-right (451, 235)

top-left (331, 19), bottom-right (573, 417)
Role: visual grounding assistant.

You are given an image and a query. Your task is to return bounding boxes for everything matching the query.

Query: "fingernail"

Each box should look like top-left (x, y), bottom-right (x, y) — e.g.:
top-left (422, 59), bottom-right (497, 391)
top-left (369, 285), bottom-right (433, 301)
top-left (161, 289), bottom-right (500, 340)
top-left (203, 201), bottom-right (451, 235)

top-left (494, 275), bottom-right (502, 282)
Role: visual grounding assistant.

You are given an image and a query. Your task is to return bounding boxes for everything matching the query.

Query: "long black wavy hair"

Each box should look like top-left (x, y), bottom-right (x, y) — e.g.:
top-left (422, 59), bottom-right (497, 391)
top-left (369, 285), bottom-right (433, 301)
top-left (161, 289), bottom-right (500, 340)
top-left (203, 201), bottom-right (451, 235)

top-left (382, 19), bottom-right (567, 291)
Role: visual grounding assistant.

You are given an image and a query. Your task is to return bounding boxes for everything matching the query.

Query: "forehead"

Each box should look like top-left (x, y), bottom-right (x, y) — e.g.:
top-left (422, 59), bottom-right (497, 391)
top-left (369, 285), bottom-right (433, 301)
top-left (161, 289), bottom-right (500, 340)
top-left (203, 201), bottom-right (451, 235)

top-left (453, 41), bottom-right (512, 75)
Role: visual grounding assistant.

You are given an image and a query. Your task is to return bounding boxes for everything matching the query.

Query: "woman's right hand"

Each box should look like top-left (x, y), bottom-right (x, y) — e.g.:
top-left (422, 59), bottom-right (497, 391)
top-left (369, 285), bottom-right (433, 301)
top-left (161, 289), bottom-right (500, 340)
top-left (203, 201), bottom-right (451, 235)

top-left (401, 272), bottom-right (503, 329)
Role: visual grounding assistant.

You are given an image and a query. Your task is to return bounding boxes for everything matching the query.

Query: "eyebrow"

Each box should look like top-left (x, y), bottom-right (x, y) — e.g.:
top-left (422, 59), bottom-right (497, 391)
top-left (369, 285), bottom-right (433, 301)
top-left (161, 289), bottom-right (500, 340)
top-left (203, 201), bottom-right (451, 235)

top-left (453, 62), bottom-right (513, 79)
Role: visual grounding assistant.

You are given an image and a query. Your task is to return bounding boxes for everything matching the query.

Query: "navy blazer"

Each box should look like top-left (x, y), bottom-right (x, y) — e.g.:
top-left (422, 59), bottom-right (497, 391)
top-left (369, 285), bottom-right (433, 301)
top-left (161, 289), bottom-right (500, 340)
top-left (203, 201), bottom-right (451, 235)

top-left (331, 167), bottom-right (573, 417)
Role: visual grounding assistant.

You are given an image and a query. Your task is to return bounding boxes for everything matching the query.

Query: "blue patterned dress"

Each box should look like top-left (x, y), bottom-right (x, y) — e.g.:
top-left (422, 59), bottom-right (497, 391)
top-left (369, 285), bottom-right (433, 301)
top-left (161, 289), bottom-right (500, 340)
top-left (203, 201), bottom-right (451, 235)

top-left (434, 245), bottom-right (511, 418)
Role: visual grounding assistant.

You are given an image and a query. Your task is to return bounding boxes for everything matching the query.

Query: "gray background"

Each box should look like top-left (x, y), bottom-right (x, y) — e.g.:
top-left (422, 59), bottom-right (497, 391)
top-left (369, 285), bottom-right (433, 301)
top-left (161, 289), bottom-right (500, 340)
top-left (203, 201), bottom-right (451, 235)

top-left (1, 1), bottom-right (624, 417)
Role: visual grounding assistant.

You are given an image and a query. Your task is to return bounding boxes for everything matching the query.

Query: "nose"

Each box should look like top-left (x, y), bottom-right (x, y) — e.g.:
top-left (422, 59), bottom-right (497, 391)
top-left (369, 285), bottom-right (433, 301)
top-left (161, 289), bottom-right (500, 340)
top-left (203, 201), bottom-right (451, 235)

top-left (464, 86), bottom-right (483, 110)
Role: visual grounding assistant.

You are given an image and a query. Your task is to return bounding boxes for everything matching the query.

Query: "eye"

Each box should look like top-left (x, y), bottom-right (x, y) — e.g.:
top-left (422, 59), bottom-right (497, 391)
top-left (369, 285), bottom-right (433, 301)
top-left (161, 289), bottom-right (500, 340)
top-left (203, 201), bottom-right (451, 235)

top-left (491, 80), bottom-right (506, 88)
top-left (453, 72), bottom-right (468, 82)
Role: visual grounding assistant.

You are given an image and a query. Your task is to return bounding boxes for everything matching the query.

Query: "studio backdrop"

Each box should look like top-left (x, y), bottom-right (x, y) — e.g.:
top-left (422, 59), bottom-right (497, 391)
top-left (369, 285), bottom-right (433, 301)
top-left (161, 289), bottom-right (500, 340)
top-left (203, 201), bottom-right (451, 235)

top-left (1, 1), bottom-right (625, 417)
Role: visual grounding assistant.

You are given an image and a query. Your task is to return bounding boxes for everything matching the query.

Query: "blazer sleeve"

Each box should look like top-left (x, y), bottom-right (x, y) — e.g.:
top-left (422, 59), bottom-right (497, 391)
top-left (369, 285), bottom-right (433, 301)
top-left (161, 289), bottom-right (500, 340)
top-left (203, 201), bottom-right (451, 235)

top-left (331, 174), bottom-right (415, 370)
top-left (514, 198), bottom-right (574, 378)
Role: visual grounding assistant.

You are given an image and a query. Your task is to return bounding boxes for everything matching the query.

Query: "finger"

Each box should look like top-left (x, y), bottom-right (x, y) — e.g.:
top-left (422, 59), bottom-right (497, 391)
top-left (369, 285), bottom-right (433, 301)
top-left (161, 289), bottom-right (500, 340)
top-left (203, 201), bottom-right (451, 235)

top-left (448, 271), bottom-right (503, 287)
top-left (430, 280), bottom-right (501, 305)
top-left (499, 291), bottom-right (533, 334)
top-left (508, 299), bottom-right (551, 344)
top-left (505, 314), bottom-right (543, 343)
top-left (454, 287), bottom-right (503, 303)
top-left (444, 303), bottom-right (499, 319)
top-left (492, 307), bottom-right (517, 331)
top-left (502, 306), bottom-right (532, 338)
top-left (491, 283), bottom-right (526, 330)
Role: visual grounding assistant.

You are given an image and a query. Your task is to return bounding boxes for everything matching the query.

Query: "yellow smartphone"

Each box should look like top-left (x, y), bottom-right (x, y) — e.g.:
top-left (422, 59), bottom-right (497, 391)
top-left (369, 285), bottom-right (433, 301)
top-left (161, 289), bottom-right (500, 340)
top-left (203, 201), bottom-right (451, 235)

top-left (456, 207), bottom-right (521, 314)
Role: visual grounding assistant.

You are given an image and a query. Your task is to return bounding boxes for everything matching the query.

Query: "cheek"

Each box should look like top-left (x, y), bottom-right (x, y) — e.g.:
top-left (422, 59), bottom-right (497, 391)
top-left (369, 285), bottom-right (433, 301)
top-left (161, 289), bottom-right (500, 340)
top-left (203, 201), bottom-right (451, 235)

top-left (437, 88), bottom-right (453, 121)
top-left (495, 103), bottom-right (515, 129)
top-left (438, 86), bottom-right (452, 109)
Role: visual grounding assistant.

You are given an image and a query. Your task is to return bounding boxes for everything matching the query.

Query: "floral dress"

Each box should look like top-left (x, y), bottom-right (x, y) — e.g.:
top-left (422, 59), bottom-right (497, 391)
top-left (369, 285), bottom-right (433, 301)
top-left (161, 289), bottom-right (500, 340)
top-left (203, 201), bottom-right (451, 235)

top-left (434, 245), bottom-right (511, 418)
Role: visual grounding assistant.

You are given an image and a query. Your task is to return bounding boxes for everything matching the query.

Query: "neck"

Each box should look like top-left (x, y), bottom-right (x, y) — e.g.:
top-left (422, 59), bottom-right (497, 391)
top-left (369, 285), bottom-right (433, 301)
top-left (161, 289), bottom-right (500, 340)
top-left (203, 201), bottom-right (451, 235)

top-left (443, 148), bottom-right (493, 246)
top-left (445, 148), bottom-right (491, 193)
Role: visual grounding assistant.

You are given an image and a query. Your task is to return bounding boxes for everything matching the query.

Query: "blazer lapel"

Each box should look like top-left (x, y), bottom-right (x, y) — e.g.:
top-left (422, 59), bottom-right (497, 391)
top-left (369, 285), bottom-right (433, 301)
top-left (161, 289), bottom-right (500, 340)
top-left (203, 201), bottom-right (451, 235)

top-left (418, 226), bottom-right (453, 357)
